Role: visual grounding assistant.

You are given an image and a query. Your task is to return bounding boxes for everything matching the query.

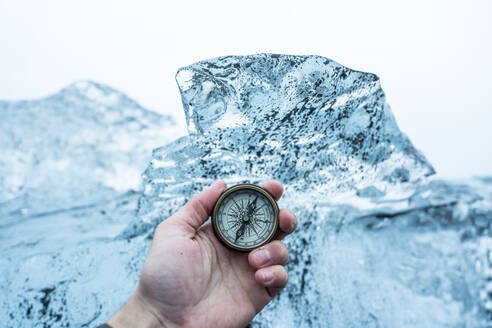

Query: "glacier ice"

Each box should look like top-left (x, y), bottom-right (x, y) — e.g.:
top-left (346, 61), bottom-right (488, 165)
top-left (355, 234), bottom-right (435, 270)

top-left (1, 55), bottom-right (492, 327)
top-left (137, 55), bottom-right (436, 228)
top-left (0, 80), bottom-right (176, 218)
top-left (0, 81), bottom-right (177, 326)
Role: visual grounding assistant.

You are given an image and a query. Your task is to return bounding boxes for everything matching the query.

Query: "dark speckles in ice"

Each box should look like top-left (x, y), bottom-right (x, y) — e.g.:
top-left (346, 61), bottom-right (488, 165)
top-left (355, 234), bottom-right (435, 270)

top-left (137, 54), bottom-right (492, 327)
top-left (4, 54), bottom-right (491, 327)
top-left (164, 54), bottom-right (434, 206)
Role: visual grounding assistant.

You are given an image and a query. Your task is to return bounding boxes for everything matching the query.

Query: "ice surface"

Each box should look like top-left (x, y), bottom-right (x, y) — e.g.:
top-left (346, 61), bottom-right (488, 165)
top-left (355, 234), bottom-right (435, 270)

top-left (0, 81), bottom-right (176, 326)
top-left (137, 54), bottom-right (491, 326)
top-left (0, 80), bottom-right (175, 218)
top-left (1, 55), bottom-right (492, 327)
top-left (137, 54), bottom-right (435, 225)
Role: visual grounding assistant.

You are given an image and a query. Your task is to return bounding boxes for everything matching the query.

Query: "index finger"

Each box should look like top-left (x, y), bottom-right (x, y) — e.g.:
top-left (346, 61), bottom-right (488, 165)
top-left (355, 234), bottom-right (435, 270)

top-left (261, 180), bottom-right (283, 201)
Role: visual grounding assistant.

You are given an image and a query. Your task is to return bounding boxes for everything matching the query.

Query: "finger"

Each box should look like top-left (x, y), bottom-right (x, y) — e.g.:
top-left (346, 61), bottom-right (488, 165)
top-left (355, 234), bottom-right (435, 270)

top-left (171, 181), bottom-right (227, 232)
top-left (276, 209), bottom-right (297, 240)
top-left (248, 240), bottom-right (289, 269)
top-left (261, 180), bottom-right (283, 201)
top-left (255, 265), bottom-right (288, 289)
top-left (266, 287), bottom-right (283, 298)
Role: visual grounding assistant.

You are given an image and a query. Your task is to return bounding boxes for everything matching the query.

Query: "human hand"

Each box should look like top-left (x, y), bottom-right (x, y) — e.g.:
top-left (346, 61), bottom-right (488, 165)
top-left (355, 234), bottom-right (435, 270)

top-left (106, 181), bottom-right (297, 328)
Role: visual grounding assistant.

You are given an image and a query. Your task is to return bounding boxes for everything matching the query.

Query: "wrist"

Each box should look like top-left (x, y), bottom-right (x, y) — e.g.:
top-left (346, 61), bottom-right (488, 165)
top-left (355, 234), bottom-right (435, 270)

top-left (107, 292), bottom-right (169, 328)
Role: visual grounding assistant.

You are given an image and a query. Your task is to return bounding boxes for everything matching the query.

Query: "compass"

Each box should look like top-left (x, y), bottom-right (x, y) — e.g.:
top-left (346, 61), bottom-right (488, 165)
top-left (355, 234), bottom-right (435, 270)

top-left (212, 184), bottom-right (279, 252)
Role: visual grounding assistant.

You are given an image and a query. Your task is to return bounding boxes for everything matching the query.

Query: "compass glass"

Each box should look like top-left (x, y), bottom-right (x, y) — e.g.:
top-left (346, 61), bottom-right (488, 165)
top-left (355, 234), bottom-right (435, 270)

top-left (213, 185), bottom-right (278, 251)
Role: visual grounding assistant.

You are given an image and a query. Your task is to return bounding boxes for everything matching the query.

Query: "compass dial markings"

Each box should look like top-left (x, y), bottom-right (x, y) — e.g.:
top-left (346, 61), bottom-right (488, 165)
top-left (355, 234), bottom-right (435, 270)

top-left (214, 187), bottom-right (277, 249)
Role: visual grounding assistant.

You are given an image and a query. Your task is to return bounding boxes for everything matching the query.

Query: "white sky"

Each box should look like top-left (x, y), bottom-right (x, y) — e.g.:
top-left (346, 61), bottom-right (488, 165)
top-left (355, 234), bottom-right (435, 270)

top-left (1, 0), bottom-right (491, 178)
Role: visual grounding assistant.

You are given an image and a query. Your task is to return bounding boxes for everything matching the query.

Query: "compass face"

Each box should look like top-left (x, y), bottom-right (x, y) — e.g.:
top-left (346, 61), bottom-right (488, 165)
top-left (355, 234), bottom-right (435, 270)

top-left (212, 184), bottom-right (279, 252)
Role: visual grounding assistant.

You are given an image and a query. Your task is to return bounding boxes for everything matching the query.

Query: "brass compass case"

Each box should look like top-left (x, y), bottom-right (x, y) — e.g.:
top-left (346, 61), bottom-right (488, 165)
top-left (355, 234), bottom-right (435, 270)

top-left (212, 184), bottom-right (279, 252)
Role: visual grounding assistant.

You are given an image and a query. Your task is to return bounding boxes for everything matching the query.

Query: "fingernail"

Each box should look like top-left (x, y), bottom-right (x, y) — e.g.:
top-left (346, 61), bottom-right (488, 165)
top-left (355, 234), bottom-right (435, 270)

top-left (211, 180), bottom-right (226, 190)
top-left (252, 249), bottom-right (271, 266)
top-left (290, 215), bottom-right (298, 231)
top-left (261, 270), bottom-right (274, 282)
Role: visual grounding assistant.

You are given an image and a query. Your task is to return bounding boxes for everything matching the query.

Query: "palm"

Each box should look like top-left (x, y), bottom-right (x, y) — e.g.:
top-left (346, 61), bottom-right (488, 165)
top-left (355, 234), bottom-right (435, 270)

top-left (139, 221), bottom-right (271, 327)
top-left (132, 181), bottom-right (296, 328)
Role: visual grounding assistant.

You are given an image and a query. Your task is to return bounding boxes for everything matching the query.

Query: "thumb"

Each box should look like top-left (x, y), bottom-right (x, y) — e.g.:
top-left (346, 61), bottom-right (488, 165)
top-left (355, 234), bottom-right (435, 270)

top-left (171, 181), bottom-right (227, 233)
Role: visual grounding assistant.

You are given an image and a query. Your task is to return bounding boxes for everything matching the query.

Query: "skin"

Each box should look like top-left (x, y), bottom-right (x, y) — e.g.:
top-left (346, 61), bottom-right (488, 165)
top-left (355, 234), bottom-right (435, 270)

top-left (107, 180), bottom-right (297, 328)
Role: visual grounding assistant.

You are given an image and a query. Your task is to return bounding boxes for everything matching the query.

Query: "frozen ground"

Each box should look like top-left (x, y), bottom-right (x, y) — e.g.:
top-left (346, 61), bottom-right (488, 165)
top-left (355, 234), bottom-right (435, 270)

top-left (1, 54), bottom-right (491, 327)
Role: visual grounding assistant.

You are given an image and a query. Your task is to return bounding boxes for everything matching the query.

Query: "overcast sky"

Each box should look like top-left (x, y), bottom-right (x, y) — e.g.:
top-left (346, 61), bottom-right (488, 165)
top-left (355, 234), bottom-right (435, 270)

top-left (1, 0), bottom-right (491, 178)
